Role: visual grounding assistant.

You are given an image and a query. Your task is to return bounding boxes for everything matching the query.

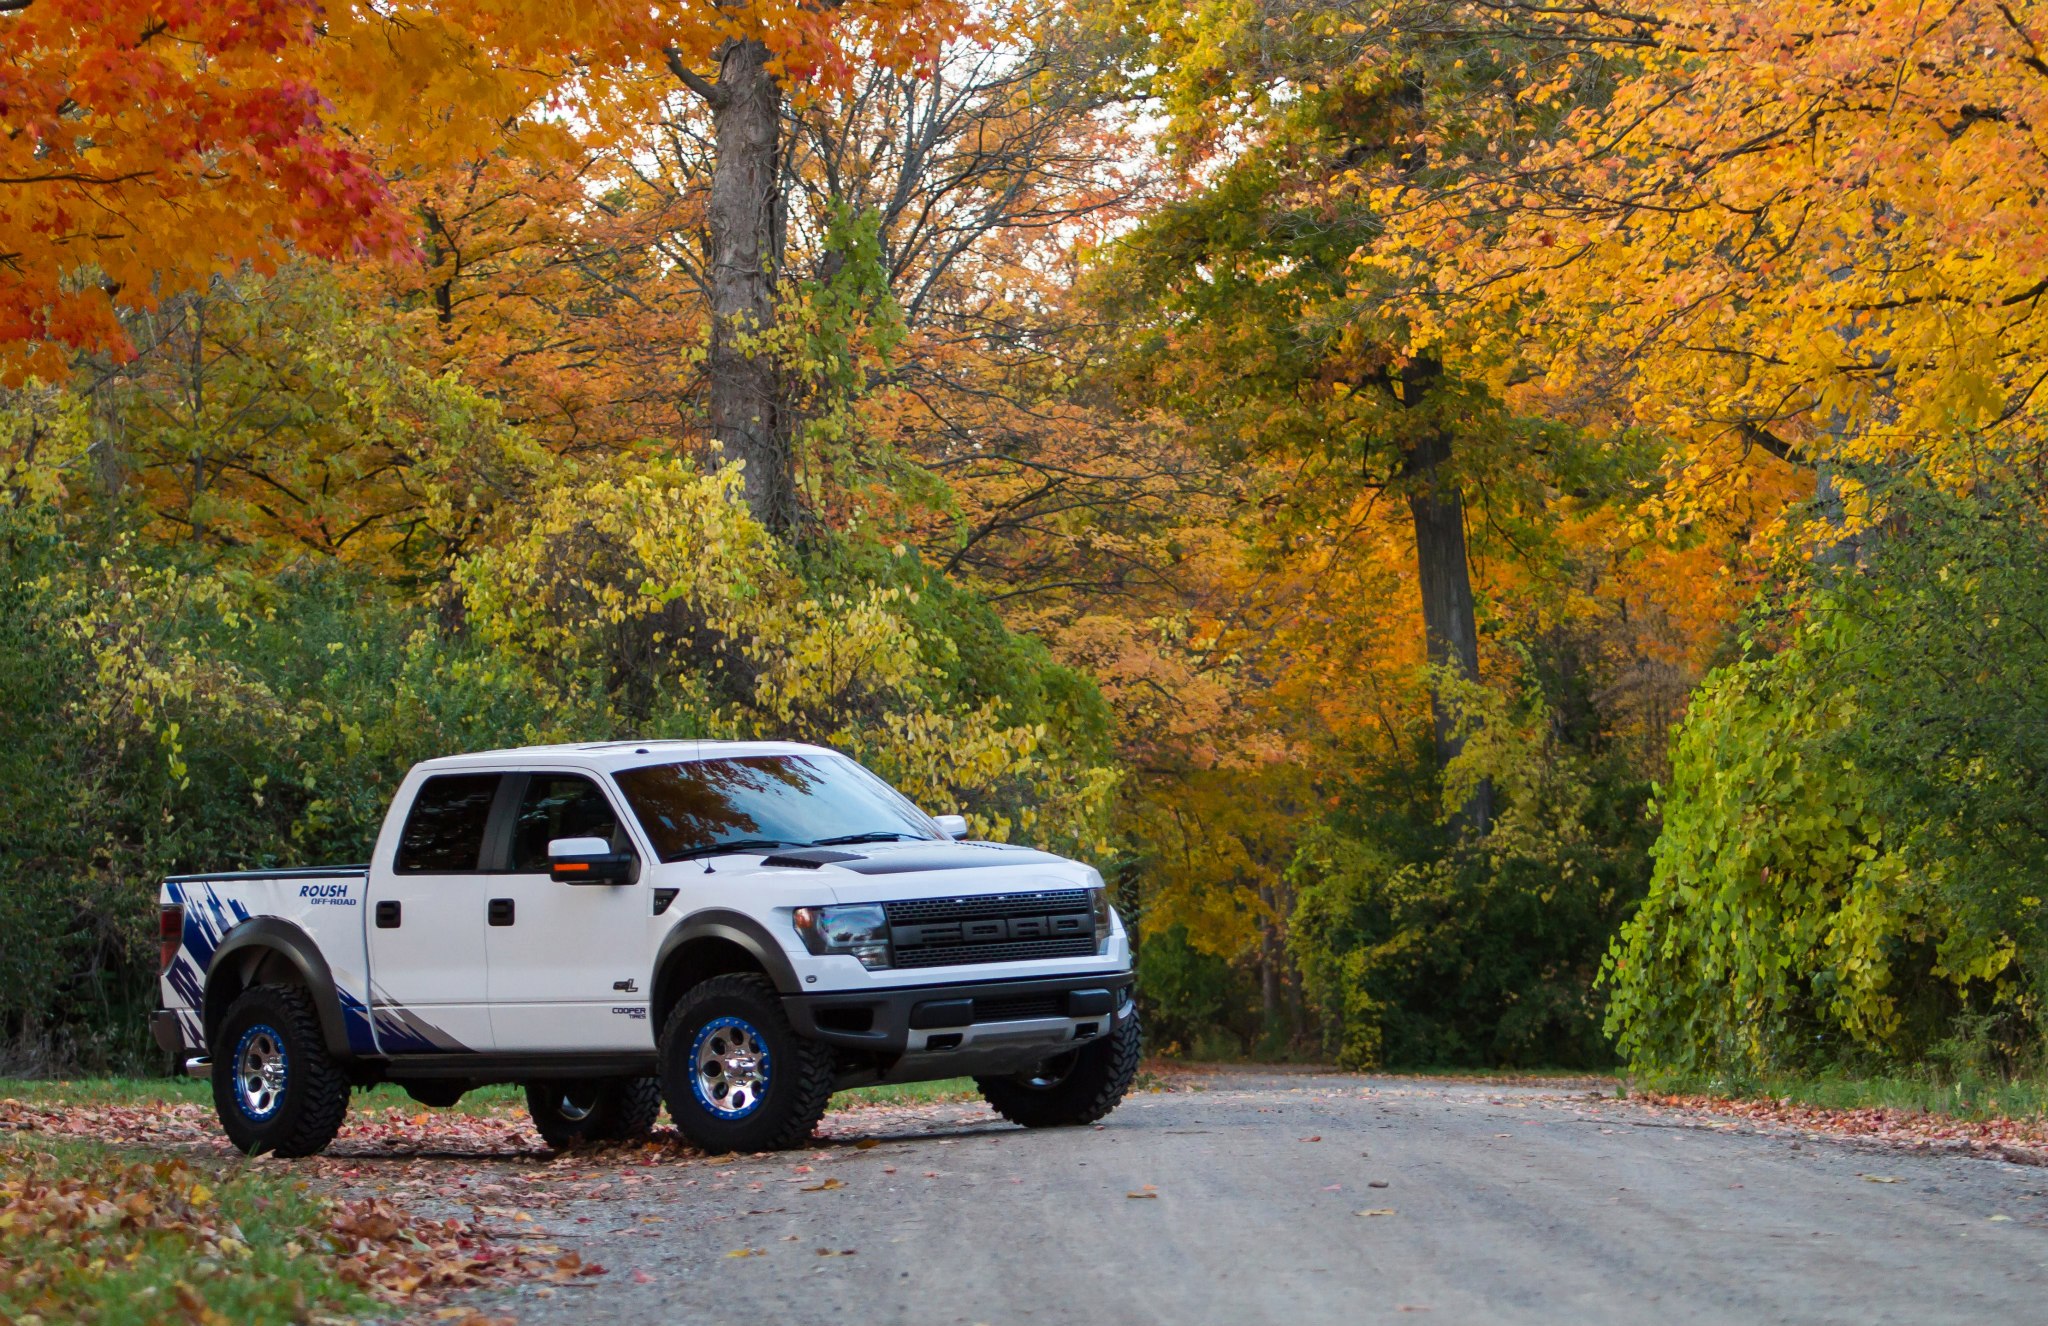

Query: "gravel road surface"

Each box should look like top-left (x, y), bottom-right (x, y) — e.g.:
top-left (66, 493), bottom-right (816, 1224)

top-left (462, 1069), bottom-right (2048, 1325)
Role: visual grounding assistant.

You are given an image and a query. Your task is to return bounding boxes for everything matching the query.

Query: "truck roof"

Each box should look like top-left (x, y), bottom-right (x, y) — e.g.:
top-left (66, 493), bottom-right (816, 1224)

top-left (413, 738), bottom-right (836, 774)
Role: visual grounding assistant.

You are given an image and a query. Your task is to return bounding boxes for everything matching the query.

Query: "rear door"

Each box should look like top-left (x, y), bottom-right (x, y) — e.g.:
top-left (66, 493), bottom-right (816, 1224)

top-left (483, 770), bottom-right (655, 1052)
top-left (363, 772), bottom-right (503, 1054)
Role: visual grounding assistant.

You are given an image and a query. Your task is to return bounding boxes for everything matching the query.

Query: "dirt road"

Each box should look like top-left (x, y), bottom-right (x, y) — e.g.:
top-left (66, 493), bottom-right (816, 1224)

top-left (453, 1070), bottom-right (2048, 1325)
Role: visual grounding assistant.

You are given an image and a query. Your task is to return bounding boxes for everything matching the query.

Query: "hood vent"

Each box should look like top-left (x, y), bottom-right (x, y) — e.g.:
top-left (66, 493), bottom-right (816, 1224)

top-left (760, 847), bottom-right (868, 869)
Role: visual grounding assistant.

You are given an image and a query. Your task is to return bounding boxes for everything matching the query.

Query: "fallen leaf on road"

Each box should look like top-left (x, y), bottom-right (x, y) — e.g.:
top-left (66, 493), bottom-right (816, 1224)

top-left (1300, 1136), bottom-right (1321, 1143)
top-left (630, 1270), bottom-right (653, 1284)
top-left (1127, 1187), bottom-right (1158, 1199)
top-left (1860, 1174), bottom-right (1902, 1184)
top-left (725, 1248), bottom-right (765, 1258)
top-left (1369, 1181), bottom-right (1390, 1189)
top-left (1988, 1214), bottom-right (2012, 1222)
top-left (815, 1248), bottom-right (857, 1256)
top-left (800, 1178), bottom-right (843, 1192)
top-left (1321, 1184), bottom-right (1342, 1191)
top-left (1356, 1209), bottom-right (1397, 1217)
top-left (854, 1139), bottom-right (881, 1150)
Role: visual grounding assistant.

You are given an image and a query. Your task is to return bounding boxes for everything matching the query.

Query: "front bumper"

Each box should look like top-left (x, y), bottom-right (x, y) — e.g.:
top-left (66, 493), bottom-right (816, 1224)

top-left (785, 970), bottom-right (1135, 1077)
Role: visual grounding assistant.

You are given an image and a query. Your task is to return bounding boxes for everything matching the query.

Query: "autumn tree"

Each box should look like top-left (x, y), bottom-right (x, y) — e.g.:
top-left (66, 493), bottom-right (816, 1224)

top-left (0, 0), bottom-right (404, 383)
top-left (1097, 1), bottom-right (1538, 829)
top-left (1366, 0), bottom-right (2048, 504)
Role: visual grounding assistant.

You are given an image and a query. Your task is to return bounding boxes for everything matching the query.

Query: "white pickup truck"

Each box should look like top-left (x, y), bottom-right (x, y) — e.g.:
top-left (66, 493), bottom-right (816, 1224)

top-left (152, 740), bottom-right (1137, 1156)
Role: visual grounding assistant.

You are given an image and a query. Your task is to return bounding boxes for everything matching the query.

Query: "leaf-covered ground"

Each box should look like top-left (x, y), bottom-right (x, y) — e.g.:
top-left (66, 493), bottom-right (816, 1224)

top-left (0, 1078), bottom-right (980, 1325)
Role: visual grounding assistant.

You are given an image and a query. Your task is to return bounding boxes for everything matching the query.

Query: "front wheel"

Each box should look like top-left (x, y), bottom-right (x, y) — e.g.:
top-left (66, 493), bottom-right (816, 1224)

top-left (658, 973), bottom-right (834, 1153)
top-left (524, 1077), bottom-right (662, 1150)
top-left (976, 1006), bottom-right (1140, 1128)
top-left (211, 983), bottom-right (352, 1157)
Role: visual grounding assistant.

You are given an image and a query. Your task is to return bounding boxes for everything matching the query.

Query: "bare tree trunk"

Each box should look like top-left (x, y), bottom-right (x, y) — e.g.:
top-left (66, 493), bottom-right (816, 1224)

top-left (1403, 425), bottom-right (1492, 834)
top-left (704, 40), bottom-right (797, 533)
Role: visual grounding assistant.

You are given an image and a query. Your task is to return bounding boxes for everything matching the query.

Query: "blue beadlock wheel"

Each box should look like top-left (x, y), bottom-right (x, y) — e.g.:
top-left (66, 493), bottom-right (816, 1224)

top-left (690, 1015), bottom-right (771, 1118)
top-left (231, 1021), bottom-right (290, 1121)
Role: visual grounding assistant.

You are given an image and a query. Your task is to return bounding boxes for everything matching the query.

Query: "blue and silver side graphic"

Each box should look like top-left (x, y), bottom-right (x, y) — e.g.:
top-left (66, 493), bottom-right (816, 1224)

top-left (163, 880), bottom-right (253, 1049)
top-left (362, 985), bottom-right (474, 1054)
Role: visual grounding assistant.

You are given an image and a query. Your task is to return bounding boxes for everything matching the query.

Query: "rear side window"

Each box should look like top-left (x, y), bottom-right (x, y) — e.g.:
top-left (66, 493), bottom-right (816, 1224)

top-left (394, 774), bottom-right (501, 873)
top-left (508, 774), bottom-right (623, 872)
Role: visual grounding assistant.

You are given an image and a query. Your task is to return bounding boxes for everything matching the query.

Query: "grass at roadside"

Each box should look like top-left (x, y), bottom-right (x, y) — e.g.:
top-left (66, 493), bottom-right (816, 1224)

top-left (0, 1076), bottom-right (525, 1115)
top-left (0, 1134), bottom-right (374, 1326)
top-left (6, 1074), bottom-right (975, 1111)
top-left (832, 1077), bottom-right (975, 1108)
top-left (1647, 1070), bottom-right (2048, 1122)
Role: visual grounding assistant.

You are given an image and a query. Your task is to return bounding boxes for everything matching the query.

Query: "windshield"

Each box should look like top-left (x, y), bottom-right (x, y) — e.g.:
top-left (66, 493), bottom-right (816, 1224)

top-left (612, 753), bottom-right (942, 862)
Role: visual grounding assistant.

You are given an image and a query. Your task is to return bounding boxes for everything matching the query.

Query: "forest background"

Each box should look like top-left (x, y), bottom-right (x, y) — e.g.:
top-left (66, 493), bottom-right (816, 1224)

top-left (8, 0), bottom-right (2048, 1090)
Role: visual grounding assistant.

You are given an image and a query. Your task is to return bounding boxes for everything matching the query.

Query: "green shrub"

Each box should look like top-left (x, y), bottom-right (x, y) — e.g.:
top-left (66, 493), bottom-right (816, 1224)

top-left (1605, 480), bottom-right (2048, 1077)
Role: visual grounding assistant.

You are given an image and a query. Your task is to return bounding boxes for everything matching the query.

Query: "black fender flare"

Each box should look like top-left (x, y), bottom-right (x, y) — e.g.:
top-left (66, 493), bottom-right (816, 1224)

top-left (652, 909), bottom-right (803, 1025)
top-left (205, 918), bottom-right (353, 1060)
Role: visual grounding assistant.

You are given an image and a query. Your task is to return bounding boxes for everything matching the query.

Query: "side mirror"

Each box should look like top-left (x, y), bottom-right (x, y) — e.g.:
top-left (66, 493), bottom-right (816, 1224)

top-left (934, 814), bottom-right (968, 840)
top-left (549, 836), bottom-right (636, 884)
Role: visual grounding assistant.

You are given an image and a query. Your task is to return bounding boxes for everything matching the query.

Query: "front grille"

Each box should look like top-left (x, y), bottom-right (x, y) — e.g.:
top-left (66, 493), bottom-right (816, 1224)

top-left (974, 993), bottom-right (1064, 1021)
top-left (884, 890), bottom-right (1090, 923)
top-left (883, 890), bottom-right (1098, 969)
top-left (895, 937), bottom-right (1098, 969)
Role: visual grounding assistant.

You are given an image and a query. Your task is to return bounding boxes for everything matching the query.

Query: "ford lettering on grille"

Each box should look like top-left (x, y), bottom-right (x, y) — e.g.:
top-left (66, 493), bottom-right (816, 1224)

top-left (882, 890), bottom-right (1098, 968)
top-left (891, 913), bottom-right (1092, 948)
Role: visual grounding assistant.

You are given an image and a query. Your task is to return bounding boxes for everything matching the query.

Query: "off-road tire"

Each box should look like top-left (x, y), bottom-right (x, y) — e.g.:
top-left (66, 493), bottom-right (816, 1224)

top-left (211, 983), bottom-right (352, 1157)
top-left (976, 1006), bottom-right (1140, 1128)
top-left (658, 973), bottom-right (834, 1154)
top-left (524, 1077), bottom-right (663, 1150)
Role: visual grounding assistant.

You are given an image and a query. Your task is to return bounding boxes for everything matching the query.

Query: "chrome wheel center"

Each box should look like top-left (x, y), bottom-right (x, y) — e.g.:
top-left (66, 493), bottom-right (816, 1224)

top-left (694, 1019), bottom-right (769, 1117)
top-left (236, 1028), bottom-right (287, 1117)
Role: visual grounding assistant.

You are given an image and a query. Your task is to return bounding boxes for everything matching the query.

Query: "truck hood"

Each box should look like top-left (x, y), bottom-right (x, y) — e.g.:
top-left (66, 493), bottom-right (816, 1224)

top-left (655, 838), bottom-right (1100, 905)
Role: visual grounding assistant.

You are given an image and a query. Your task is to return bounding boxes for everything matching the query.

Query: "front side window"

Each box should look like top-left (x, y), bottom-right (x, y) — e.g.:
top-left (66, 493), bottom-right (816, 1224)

top-left (509, 774), bottom-right (623, 872)
top-left (613, 753), bottom-right (939, 862)
top-left (394, 773), bottom-right (501, 873)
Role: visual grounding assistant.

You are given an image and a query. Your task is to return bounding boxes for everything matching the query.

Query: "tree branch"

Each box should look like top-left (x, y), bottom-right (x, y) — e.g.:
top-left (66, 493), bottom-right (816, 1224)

top-left (662, 45), bottom-right (725, 110)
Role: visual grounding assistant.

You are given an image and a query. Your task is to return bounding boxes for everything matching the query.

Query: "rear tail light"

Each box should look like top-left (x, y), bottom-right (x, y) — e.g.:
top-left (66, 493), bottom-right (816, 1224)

top-left (159, 904), bottom-right (184, 974)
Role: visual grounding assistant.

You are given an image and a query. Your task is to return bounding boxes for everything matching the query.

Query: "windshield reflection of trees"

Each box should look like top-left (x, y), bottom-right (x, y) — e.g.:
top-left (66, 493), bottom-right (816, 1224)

top-left (615, 756), bottom-right (826, 861)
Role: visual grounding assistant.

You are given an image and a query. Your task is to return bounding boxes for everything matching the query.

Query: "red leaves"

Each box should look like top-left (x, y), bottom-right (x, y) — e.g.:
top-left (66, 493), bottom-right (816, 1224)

top-left (0, 0), bottom-right (406, 382)
top-left (323, 1196), bottom-right (606, 1301)
top-left (1636, 1091), bottom-right (2048, 1164)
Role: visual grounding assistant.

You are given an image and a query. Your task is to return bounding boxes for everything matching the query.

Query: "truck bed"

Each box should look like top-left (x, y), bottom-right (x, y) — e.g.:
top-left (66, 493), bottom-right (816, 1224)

top-left (161, 865), bottom-right (371, 1060)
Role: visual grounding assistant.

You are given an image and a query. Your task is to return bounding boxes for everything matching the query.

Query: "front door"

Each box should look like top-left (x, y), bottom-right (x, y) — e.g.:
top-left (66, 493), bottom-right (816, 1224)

top-left (484, 770), bottom-right (655, 1052)
top-left (363, 771), bottom-right (502, 1055)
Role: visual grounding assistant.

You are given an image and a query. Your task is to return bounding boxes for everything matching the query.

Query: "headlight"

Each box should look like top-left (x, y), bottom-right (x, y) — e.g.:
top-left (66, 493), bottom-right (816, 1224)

top-left (1091, 887), bottom-right (1114, 947)
top-left (793, 904), bottom-right (892, 970)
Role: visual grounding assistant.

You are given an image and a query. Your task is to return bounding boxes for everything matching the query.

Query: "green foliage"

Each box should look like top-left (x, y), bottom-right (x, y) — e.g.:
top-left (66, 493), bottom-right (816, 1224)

top-left (1135, 925), bottom-right (1263, 1056)
top-left (1291, 678), bottom-right (1655, 1070)
top-left (1606, 481), bottom-right (2048, 1077)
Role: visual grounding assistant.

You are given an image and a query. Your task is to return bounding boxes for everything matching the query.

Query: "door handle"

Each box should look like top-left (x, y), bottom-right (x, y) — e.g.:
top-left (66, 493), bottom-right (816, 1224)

top-left (488, 898), bottom-right (515, 926)
top-left (375, 900), bottom-right (401, 929)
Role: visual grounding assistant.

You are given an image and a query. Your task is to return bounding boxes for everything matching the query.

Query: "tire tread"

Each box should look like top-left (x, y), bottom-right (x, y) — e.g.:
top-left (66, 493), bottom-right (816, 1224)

top-left (213, 983), bottom-right (351, 1158)
top-left (976, 1008), bottom-right (1140, 1129)
top-left (659, 973), bottom-right (833, 1152)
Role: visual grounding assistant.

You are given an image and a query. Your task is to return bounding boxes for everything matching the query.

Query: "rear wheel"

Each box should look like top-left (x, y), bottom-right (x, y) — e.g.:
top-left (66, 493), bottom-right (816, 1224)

top-left (210, 984), bottom-right (352, 1157)
top-left (524, 1077), bottom-right (662, 1150)
top-left (658, 973), bottom-right (834, 1153)
top-left (975, 1007), bottom-right (1140, 1128)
